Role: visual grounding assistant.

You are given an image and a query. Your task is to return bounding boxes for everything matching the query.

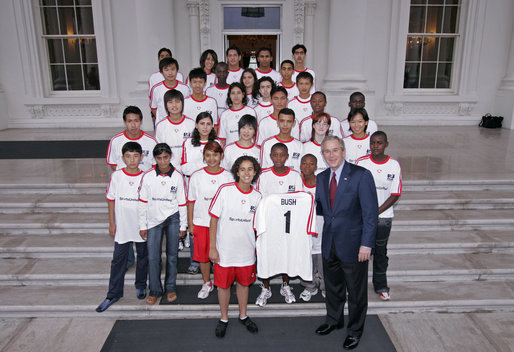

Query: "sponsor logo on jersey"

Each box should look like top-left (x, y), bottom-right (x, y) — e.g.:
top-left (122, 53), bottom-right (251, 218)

top-left (161, 181), bottom-right (167, 185)
top-left (387, 174), bottom-right (395, 181)
top-left (250, 205), bottom-right (256, 213)
top-left (170, 186), bottom-right (177, 193)
top-left (279, 181), bottom-right (284, 185)
top-left (292, 152), bottom-right (300, 160)
top-left (142, 150), bottom-right (150, 157)
top-left (288, 185), bottom-right (296, 192)
top-left (183, 132), bottom-right (192, 138)
top-left (211, 179), bottom-right (217, 184)
top-left (241, 199), bottom-right (246, 204)
top-left (281, 198), bottom-right (296, 205)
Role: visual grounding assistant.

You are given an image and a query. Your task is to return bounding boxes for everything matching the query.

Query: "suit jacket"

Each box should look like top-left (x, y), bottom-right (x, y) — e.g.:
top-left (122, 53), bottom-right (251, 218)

top-left (315, 161), bottom-right (378, 262)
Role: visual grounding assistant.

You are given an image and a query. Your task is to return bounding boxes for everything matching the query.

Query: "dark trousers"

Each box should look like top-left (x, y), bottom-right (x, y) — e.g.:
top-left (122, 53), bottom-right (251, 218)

top-left (107, 241), bottom-right (148, 299)
top-left (323, 242), bottom-right (368, 337)
top-left (373, 218), bottom-right (392, 293)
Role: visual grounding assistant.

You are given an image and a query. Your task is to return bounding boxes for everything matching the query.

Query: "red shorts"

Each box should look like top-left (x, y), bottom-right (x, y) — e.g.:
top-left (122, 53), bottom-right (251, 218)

top-left (193, 225), bottom-right (210, 263)
top-left (213, 264), bottom-right (256, 289)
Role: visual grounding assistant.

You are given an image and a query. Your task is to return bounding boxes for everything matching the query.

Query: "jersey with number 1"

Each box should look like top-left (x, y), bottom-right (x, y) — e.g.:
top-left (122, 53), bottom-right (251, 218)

top-left (253, 192), bottom-right (317, 280)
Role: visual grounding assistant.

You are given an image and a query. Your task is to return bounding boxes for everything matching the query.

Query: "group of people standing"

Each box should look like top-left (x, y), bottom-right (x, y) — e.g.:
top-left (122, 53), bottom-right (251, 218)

top-left (97, 43), bottom-right (402, 350)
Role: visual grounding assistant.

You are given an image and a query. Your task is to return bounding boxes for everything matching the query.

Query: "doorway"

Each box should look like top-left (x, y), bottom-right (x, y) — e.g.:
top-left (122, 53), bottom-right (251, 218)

top-left (226, 35), bottom-right (279, 69)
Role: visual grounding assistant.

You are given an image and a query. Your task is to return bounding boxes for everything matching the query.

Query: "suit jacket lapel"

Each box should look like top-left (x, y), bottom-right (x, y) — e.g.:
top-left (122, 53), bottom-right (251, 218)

top-left (334, 162), bottom-right (351, 210)
top-left (319, 169), bottom-right (331, 214)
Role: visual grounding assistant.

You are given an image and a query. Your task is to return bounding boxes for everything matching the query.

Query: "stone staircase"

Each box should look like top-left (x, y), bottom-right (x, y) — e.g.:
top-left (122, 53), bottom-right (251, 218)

top-left (1, 180), bottom-right (513, 319)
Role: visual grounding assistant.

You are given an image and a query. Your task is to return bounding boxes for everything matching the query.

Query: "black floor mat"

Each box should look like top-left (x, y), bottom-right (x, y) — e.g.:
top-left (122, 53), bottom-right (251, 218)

top-left (0, 140), bottom-right (108, 158)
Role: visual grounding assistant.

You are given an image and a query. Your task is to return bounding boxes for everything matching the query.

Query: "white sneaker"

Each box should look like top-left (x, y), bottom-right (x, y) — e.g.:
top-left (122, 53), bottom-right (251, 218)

top-left (197, 281), bottom-right (213, 299)
top-left (178, 240), bottom-right (184, 251)
top-left (184, 234), bottom-right (190, 248)
top-left (255, 285), bottom-right (272, 307)
top-left (280, 283), bottom-right (296, 304)
top-left (299, 288), bottom-right (318, 302)
top-left (379, 292), bottom-right (391, 301)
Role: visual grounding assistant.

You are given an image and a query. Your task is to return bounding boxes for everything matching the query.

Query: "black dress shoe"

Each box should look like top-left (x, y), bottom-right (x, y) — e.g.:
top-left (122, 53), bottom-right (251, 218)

top-left (315, 323), bottom-right (343, 335)
top-left (95, 297), bottom-right (120, 313)
top-left (343, 335), bottom-right (360, 350)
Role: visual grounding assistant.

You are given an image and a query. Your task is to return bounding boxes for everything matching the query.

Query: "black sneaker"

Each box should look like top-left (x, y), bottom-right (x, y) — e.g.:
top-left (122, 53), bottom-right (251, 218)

top-left (240, 316), bottom-right (258, 334)
top-left (95, 297), bottom-right (120, 313)
top-left (215, 320), bottom-right (228, 338)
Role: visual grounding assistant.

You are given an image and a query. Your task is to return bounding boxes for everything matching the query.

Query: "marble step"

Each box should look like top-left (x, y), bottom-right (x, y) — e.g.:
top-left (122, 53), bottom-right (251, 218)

top-left (1, 252), bottom-right (513, 286)
top-left (0, 280), bottom-right (512, 318)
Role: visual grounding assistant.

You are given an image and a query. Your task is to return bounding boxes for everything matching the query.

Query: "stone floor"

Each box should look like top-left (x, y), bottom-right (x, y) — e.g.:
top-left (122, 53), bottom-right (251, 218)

top-left (0, 126), bottom-right (513, 351)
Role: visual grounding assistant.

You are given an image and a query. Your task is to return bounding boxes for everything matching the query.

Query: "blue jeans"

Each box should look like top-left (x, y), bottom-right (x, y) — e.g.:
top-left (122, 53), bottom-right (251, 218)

top-left (373, 217), bottom-right (393, 293)
top-left (147, 212), bottom-right (180, 297)
top-left (107, 241), bottom-right (148, 299)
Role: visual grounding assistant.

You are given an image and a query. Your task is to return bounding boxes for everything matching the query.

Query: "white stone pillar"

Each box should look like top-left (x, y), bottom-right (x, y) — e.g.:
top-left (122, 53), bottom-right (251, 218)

top-left (0, 83), bottom-right (8, 130)
top-left (495, 13), bottom-right (514, 129)
top-left (304, 1), bottom-right (316, 63)
top-left (187, 1), bottom-right (201, 67)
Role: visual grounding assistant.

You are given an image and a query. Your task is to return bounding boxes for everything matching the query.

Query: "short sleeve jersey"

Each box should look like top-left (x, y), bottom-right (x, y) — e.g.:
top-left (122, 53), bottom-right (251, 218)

top-left (155, 115), bottom-right (196, 171)
top-left (256, 167), bottom-right (303, 197)
top-left (291, 68), bottom-right (316, 94)
top-left (221, 142), bottom-right (261, 170)
top-left (287, 96), bottom-right (312, 124)
top-left (150, 81), bottom-right (191, 124)
top-left (299, 115), bottom-right (343, 142)
top-left (343, 134), bottom-right (371, 164)
top-left (253, 192), bottom-right (317, 280)
top-left (255, 68), bottom-right (282, 84)
top-left (205, 84), bottom-right (230, 117)
top-left (183, 96), bottom-right (219, 125)
top-left (256, 115), bottom-right (300, 146)
top-left (227, 68), bottom-right (244, 85)
top-left (279, 82), bottom-right (300, 101)
top-left (106, 131), bottom-right (157, 171)
top-left (254, 102), bottom-right (273, 122)
top-left (148, 71), bottom-right (184, 99)
top-left (218, 106), bottom-right (257, 146)
top-left (341, 119), bottom-right (378, 138)
top-left (209, 183), bottom-right (262, 267)
top-left (301, 141), bottom-right (328, 175)
top-left (180, 138), bottom-right (221, 177)
top-left (188, 168), bottom-right (234, 227)
top-left (106, 169), bottom-right (144, 244)
top-left (355, 155), bottom-right (402, 218)
top-left (260, 136), bottom-right (303, 171)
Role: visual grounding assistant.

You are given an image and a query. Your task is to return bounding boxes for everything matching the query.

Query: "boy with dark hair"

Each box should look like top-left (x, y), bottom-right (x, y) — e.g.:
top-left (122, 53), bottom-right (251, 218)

top-left (341, 91), bottom-right (378, 137)
top-left (260, 108), bottom-right (302, 170)
top-left (139, 143), bottom-right (187, 304)
top-left (288, 71), bottom-right (314, 124)
top-left (96, 142), bottom-right (148, 312)
top-left (150, 57), bottom-right (191, 124)
top-left (148, 48), bottom-right (185, 101)
top-left (222, 114), bottom-right (260, 170)
top-left (107, 106), bottom-right (157, 172)
top-left (257, 87), bottom-right (300, 145)
top-left (255, 47), bottom-right (282, 84)
top-left (254, 76), bottom-right (276, 121)
top-left (298, 91), bottom-right (343, 142)
top-left (291, 44), bottom-right (316, 94)
top-left (184, 68), bottom-right (219, 125)
top-left (206, 62), bottom-right (230, 118)
top-left (226, 46), bottom-right (244, 84)
top-left (279, 59), bottom-right (299, 100)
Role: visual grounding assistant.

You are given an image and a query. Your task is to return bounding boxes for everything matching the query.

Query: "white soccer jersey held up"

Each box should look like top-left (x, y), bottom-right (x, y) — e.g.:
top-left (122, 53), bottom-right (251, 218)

top-left (218, 106), bottom-right (257, 146)
top-left (300, 181), bottom-right (323, 254)
top-left (343, 134), bottom-right (371, 164)
top-left (106, 131), bottom-right (157, 171)
top-left (138, 167), bottom-right (187, 231)
top-left (183, 96), bottom-right (218, 124)
top-left (256, 167), bottom-right (303, 197)
top-left (106, 169), bottom-right (145, 244)
top-left (287, 96), bottom-right (312, 124)
top-left (209, 182), bottom-right (262, 267)
top-left (187, 168), bottom-right (234, 227)
top-left (255, 68), bottom-right (282, 84)
top-left (299, 115), bottom-right (343, 142)
top-left (355, 155), bottom-right (402, 218)
top-left (279, 82), bottom-right (299, 101)
top-left (155, 115), bottom-right (196, 172)
top-left (254, 192), bottom-right (317, 280)
top-left (256, 115), bottom-right (300, 145)
top-left (260, 136), bottom-right (303, 171)
top-left (205, 84), bottom-right (230, 118)
top-left (221, 142), bottom-right (260, 171)
top-left (150, 81), bottom-right (191, 123)
top-left (341, 118), bottom-right (378, 138)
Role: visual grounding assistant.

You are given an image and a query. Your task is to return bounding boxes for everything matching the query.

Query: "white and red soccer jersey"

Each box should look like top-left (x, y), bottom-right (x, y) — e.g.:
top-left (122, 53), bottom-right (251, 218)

top-left (256, 115), bottom-right (300, 145)
top-left (221, 142), bottom-right (260, 171)
top-left (301, 140), bottom-right (328, 175)
top-left (256, 167), bottom-right (303, 197)
top-left (106, 131), bottom-right (157, 172)
top-left (155, 115), bottom-right (196, 171)
top-left (150, 81), bottom-right (191, 123)
top-left (299, 115), bottom-right (343, 142)
top-left (183, 95), bottom-right (219, 125)
top-left (218, 106), bottom-right (257, 146)
top-left (205, 84), bottom-right (230, 117)
top-left (188, 168), bottom-right (234, 227)
top-left (260, 136), bottom-right (303, 171)
top-left (180, 138), bottom-right (221, 177)
top-left (138, 167), bottom-right (187, 231)
top-left (292, 68), bottom-right (316, 94)
top-left (148, 71), bottom-right (184, 99)
top-left (185, 72), bottom-right (216, 92)
top-left (246, 94), bottom-right (259, 108)
top-left (288, 96), bottom-right (312, 124)
top-left (343, 134), bottom-right (371, 164)
top-left (106, 169), bottom-right (144, 244)
top-left (253, 192), bottom-right (317, 280)
top-left (255, 68), bottom-right (282, 84)
top-left (227, 68), bottom-right (244, 85)
top-left (279, 82), bottom-right (300, 101)
top-left (209, 182), bottom-right (262, 267)
top-left (355, 155), bottom-right (402, 218)
top-left (341, 118), bottom-right (378, 138)
top-left (301, 181), bottom-right (323, 254)
top-left (254, 102), bottom-right (273, 122)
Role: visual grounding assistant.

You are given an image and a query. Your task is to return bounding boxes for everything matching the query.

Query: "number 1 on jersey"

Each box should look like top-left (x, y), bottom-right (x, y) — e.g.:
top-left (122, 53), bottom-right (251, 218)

top-left (284, 210), bottom-right (291, 234)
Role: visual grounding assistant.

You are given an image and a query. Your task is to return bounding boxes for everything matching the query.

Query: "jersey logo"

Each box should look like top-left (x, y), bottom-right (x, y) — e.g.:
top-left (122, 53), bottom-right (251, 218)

top-left (170, 186), bottom-right (177, 193)
top-left (142, 150), bottom-right (149, 157)
top-left (357, 145), bottom-right (362, 149)
top-left (161, 181), bottom-right (167, 185)
top-left (387, 174), bottom-right (395, 181)
top-left (174, 128), bottom-right (179, 133)
top-left (241, 199), bottom-right (246, 204)
top-left (184, 132), bottom-right (192, 138)
top-left (128, 181), bottom-right (134, 186)
top-left (250, 205), bottom-right (256, 213)
top-left (292, 152), bottom-right (300, 160)
top-left (279, 181), bottom-right (284, 185)
top-left (377, 169), bottom-right (382, 173)
top-left (197, 106), bottom-right (201, 110)
top-left (288, 185), bottom-right (296, 192)
top-left (211, 179), bottom-right (217, 184)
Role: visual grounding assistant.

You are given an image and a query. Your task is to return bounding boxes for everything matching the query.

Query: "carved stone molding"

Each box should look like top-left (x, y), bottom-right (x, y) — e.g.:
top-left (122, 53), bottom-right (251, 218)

top-left (199, 0), bottom-right (210, 50)
top-left (304, 1), bottom-right (317, 16)
top-left (294, 0), bottom-right (305, 43)
top-left (27, 104), bottom-right (119, 119)
top-left (385, 101), bottom-right (475, 116)
top-left (186, 0), bottom-right (200, 16)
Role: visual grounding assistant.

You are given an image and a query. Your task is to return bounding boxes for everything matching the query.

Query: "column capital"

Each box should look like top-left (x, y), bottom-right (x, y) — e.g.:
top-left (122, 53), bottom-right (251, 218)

top-left (186, 0), bottom-right (200, 16)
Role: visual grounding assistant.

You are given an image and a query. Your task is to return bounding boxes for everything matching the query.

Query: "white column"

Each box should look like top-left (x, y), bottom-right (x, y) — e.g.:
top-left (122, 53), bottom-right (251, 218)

top-left (187, 1), bottom-right (201, 67)
top-left (304, 1), bottom-right (316, 62)
top-left (0, 83), bottom-right (8, 130)
top-left (495, 12), bottom-right (514, 129)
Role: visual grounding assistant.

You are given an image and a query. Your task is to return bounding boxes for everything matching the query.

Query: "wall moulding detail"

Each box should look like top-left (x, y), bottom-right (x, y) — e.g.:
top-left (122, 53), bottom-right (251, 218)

top-left (26, 104), bottom-right (119, 119)
top-left (385, 102), bottom-right (475, 116)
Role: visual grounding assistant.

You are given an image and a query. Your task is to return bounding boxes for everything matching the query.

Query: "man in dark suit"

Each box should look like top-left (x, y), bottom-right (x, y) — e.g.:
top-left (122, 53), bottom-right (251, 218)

top-left (314, 135), bottom-right (378, 350)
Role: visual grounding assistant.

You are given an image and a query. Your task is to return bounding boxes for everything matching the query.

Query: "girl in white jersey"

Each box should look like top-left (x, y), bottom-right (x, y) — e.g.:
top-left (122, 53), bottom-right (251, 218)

top-left (187, 141), bottom-right (233, 300)
top-left (240, 68), bottom-right (259, 108)
top-left (343, 108), bottom-right (371, 164)
top-left (301, 112), bottom-right (330, 175)
top-left (221, 114), bottom-right (260, 171)
top-left (355, 131), bottom-right (402, 301)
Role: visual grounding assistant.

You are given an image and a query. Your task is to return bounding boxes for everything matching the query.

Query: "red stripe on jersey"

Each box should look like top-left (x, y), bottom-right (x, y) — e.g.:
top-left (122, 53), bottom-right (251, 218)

top-left (138, 198), bottom-right (148, 203)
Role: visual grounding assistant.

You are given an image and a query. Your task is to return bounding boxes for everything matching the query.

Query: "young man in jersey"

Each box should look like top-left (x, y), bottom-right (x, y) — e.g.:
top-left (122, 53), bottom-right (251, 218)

top-left (255, 143), bottom-right (303, 306)
top-left (255, 47), bottom-right (282, 84)
top-left (299, 91), bottom-right (343, 142)
top-left (206, 62), bottom-right (230, 120)
top-left (341, 91), bottom-right (378, 137)
top-left (148, 48), bottom-right (185, 105)
top-left (291, 44), bottom-right (316, 94)
top-left (257, 87), bottom-right (299, 146)
top-left (226, 46), bottom-right (244, 84)
top-left (254, 76), bottom-right (276, 122)
top-left (279, 60), bottom-right (299, 100)
top-left (288, 72), bottom-right (314, 124)
top-left (150, 57), bottom-right (191, 124)
top-left (260, 108), bottom-right (302, 171)
top-left (96, 142), bottom-right (148, 312)
top-left (184, 68), bottom-right (219, 124)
